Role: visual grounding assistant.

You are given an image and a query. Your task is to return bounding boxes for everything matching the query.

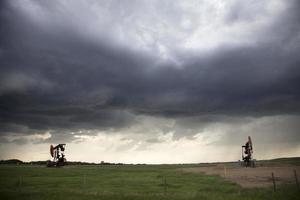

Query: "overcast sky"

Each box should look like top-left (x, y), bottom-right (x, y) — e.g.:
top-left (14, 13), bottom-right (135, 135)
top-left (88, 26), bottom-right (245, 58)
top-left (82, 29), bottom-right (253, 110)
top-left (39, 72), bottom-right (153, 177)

top-left (0, 0), bottom-right (299, 164)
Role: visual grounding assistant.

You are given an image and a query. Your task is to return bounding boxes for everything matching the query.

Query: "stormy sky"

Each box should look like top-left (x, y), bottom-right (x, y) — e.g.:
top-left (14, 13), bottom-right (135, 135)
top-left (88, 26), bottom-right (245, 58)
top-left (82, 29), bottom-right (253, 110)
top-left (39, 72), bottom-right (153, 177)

top-left (0, 0), bottom-right (299, 163)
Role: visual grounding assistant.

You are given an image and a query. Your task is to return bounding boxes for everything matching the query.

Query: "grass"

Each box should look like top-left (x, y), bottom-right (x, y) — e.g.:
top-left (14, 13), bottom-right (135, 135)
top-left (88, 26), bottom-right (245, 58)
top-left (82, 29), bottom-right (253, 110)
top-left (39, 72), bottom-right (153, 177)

top-left (257, 157), bottom-right (300, 166)
top-left (0, 164), bottom-right (299, 200)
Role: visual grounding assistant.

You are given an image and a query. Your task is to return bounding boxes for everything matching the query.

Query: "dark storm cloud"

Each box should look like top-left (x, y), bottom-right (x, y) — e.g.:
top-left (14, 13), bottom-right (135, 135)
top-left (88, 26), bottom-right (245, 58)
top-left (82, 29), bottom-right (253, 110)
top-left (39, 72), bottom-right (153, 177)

top-left (0, 0), bottom-right (300, 143)
top-left (218, 115), bottom-right (300, 146)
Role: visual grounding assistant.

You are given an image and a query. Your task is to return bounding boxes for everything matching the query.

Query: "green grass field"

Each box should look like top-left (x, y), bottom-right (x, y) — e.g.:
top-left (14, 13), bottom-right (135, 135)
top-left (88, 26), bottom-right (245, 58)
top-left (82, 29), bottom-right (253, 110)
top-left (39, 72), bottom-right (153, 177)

top-left (0, 164), bottom-right (299, 200)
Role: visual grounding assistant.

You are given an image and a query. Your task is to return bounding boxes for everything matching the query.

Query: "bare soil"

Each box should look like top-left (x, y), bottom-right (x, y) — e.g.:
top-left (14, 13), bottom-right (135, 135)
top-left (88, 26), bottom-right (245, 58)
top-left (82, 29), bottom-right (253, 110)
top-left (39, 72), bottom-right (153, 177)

top-left (180, 164), bottom-right (300, 188)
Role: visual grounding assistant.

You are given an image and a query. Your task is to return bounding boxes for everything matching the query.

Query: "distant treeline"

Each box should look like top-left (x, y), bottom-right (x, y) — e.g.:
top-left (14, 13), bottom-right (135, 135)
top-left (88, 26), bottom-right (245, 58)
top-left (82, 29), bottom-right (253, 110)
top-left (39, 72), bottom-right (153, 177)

top-left (0, 159), bottom-right (23, 165)
top-left (1, 157), bottom-right (299, 166)
top-left (0, 159), bottom-right (127, 166)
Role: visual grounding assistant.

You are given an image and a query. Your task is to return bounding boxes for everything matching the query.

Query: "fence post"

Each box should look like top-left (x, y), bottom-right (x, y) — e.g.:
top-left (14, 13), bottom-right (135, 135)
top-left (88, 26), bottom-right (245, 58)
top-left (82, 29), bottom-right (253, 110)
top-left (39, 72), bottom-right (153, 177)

top-left (294, 169), bottom-right (299, 190)
top-left (82, 174), bottom-right (86, 189)
top-left (163, 176), bottom-right (167, 195)
top-left (19, 176), bottom-right (22, 187)
top-left (271, 172), bottom-right (276, 192)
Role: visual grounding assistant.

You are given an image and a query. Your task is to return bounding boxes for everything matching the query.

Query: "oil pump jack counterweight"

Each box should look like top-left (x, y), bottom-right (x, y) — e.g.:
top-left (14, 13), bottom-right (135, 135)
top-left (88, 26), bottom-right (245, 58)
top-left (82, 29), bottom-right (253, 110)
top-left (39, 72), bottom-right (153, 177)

top-left (47, 144), bottom-right (67, 167)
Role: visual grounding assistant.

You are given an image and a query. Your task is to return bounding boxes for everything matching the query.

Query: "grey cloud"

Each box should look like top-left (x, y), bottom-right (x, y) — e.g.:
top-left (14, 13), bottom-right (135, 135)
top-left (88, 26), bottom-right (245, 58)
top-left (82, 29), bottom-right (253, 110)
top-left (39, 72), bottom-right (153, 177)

top-left (225, 1), bottom-right (269, 24)
top-left (145, 138), bottom-right (163, 143)
top-left (0, 0), bottom-right (300, 144)
top-left (210, 115), bottom-right (300, 147)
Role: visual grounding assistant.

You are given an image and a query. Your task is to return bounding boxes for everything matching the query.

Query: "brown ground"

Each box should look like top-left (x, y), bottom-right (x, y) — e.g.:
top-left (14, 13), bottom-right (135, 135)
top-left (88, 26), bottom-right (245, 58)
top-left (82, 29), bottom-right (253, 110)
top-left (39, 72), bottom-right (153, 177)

top-left (180, 164), bottom-right (300, 188)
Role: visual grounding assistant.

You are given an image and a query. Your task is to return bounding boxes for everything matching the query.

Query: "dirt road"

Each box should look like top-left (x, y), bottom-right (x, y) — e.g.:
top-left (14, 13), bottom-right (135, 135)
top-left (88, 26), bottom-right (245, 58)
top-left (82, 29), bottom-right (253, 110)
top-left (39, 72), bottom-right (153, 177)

top-left (180, 164), bottom-right (300, 188)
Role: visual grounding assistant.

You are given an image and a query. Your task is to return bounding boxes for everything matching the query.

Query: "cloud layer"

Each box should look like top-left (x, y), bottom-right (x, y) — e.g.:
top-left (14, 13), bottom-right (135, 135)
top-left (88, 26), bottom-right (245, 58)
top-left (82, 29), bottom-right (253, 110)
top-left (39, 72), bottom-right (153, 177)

top-left (0, 0), bottom-right (300, 162)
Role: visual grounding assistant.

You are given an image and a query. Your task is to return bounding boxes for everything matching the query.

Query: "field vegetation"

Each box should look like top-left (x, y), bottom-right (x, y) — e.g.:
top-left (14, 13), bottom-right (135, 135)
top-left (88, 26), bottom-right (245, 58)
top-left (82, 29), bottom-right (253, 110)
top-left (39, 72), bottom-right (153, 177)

top-left (0, 162), bottom-right (299, 200)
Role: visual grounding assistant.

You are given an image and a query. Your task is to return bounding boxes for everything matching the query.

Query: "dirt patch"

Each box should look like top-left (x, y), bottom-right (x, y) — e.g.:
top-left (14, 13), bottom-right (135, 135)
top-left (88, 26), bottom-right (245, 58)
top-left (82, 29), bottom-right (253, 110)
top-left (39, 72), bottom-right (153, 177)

top-left (179, 164), bottom-right (300, 188)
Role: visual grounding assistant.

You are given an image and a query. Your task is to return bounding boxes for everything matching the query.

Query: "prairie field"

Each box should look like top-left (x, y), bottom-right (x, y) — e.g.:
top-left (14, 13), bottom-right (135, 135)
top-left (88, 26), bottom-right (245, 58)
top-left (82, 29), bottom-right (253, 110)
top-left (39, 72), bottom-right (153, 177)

top-left (0, 162), bottom-right (299, 200)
